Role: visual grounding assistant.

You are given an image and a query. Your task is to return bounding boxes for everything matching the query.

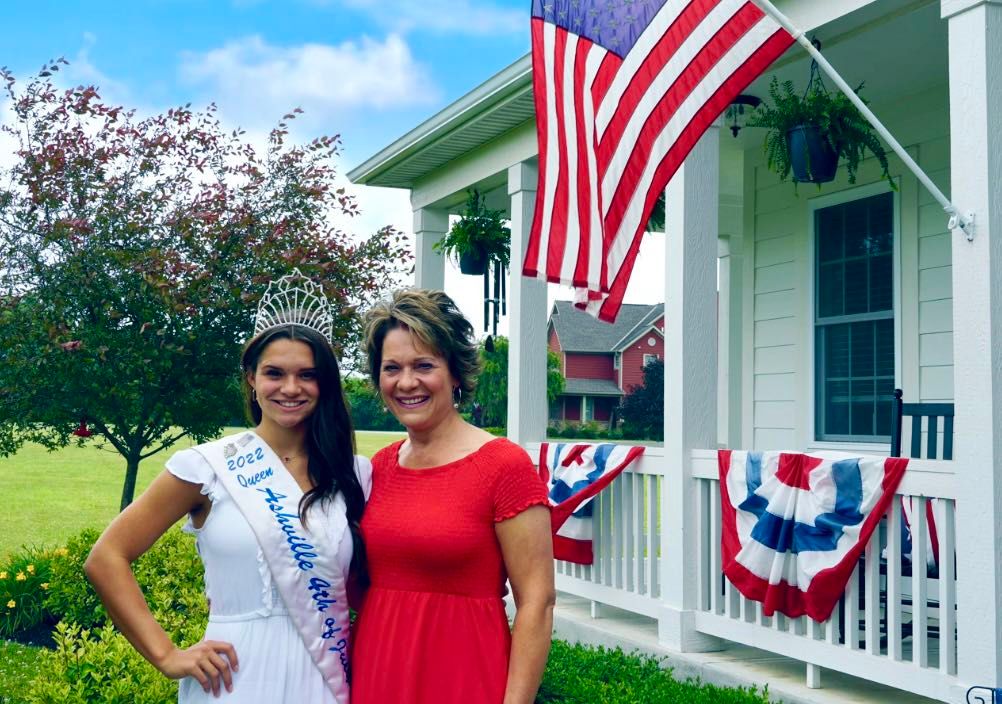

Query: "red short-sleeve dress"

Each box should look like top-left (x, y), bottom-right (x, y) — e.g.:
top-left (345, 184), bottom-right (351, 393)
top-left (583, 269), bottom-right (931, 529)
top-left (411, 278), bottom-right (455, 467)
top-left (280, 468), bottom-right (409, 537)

top-left (351, 437), bottom-right (549, 704)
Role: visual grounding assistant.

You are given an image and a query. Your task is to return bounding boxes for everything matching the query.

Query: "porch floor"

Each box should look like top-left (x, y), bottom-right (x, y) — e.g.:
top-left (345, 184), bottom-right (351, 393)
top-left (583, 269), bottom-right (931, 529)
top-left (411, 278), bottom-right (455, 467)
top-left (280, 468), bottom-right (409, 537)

top-left (551, 592), bottom-right (942, 704)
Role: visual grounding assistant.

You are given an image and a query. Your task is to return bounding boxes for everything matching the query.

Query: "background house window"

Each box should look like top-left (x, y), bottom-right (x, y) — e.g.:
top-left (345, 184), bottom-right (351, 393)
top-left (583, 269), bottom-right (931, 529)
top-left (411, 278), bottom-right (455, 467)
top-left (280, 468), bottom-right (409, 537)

top-left (643, 353), bottom-right (659, 366)
top-left (815, 192), bottom-right (894, 442)
top-left (584, 396), bottom-right (595, 421)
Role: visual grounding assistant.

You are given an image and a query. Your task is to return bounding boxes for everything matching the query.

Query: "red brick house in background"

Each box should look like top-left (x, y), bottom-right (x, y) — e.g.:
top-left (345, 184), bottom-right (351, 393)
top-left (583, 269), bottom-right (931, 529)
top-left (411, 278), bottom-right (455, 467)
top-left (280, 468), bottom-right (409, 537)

top-left (547, 301), bottom-right (664, 427)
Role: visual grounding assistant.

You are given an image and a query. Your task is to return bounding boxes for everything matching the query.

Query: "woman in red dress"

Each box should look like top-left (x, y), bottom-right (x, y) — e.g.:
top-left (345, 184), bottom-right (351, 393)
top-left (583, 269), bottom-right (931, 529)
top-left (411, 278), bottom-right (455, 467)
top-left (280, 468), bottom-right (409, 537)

top-left (352, 289), bottom-right (555, 704)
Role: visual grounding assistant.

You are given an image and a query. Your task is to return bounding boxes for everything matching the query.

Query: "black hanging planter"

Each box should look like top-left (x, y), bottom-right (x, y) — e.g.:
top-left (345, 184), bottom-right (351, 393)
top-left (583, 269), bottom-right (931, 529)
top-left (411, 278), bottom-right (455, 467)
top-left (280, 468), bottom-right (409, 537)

top-left (459, 247), bottom-right (488, 276)
top-left (786, 124), bottom-right (838, 184)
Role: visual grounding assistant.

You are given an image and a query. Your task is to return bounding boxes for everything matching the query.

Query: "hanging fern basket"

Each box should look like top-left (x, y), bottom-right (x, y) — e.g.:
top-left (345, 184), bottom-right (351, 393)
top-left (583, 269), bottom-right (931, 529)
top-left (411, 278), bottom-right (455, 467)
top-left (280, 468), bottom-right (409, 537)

top-left (459, 247), bottom-right (488, 275)
top-left (787, 124), bottom-right (838, 184)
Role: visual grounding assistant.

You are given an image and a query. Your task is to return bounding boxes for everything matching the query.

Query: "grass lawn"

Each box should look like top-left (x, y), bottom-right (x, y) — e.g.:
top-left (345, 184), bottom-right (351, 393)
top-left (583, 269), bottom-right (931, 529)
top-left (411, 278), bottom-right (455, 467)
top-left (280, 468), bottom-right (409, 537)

top-left (0, 428), bottom-right (405, 558)
top-left (0, 640), bottom-right (44, 703)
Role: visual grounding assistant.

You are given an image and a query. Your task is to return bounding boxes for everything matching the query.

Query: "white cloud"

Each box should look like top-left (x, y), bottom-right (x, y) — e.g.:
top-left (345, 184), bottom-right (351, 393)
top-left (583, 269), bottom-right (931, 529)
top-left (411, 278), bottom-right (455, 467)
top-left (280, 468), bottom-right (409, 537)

top-left (331, 0), bottom-right (525, 36)
top-left (178, 34), bottom-right (439, 132)
top-left (61, 33), bottom-right (133, 104)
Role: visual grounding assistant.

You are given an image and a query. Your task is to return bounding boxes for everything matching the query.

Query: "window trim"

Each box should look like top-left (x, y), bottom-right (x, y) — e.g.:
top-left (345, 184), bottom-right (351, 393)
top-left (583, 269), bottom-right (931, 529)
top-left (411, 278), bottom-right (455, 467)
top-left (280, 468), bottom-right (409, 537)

top-left (806, 180), bottom-right (902, 445)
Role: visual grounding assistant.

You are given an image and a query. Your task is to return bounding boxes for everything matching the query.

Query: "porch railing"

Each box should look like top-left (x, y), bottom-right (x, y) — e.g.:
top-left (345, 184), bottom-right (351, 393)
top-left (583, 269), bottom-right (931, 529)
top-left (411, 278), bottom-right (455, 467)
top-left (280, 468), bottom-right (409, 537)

top-left (530, 442), bottom-right (960, 702)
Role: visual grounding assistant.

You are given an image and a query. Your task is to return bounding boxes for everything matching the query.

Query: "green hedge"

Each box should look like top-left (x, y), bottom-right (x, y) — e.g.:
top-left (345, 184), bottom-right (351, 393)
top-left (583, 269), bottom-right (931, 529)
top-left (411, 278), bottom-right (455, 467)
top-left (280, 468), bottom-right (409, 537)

top-left (539, 640), bottom-right (771, 703)
top-left (2, 527), bottom-right (207, 703)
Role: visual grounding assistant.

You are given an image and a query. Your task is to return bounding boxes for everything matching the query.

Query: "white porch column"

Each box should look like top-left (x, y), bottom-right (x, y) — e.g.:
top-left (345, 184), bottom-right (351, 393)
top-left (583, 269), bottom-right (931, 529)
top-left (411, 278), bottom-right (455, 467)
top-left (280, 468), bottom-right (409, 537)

top-left (717, 235), bottom-right (743, 448)
top-left (507, 161), bottom-right (547, 444)
top-left (659, 126), bottom-right (723, 651)
top-left (412, 206), bottom-right (448, 289)
top-left (944, 0), bottom-right (1002, 692)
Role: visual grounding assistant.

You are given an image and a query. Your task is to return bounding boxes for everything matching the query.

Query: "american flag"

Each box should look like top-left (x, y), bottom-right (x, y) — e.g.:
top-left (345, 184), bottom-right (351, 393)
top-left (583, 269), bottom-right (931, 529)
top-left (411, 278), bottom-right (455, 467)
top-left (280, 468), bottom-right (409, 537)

top-left (523, 0), bottom-right (794, 322)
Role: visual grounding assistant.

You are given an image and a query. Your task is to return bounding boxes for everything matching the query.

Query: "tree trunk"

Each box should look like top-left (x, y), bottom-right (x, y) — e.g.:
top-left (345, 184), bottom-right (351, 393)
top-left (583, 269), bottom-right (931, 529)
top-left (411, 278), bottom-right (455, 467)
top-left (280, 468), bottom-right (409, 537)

top-left (120, 454), bottom-right (141, 511)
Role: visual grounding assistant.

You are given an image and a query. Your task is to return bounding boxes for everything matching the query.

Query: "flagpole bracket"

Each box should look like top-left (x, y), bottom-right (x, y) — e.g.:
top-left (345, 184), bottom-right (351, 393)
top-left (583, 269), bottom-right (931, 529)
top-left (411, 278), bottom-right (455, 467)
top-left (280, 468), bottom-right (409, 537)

top-left (948, 210), bottom-right (976, 242)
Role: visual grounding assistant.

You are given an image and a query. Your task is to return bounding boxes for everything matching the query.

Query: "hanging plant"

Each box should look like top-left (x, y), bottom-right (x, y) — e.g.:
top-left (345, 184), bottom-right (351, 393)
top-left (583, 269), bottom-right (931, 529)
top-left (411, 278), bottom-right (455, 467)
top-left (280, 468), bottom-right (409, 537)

top-left (433, 190), bottom-right (510, 276)
top-left (748, 61), bottom-right (894, 189)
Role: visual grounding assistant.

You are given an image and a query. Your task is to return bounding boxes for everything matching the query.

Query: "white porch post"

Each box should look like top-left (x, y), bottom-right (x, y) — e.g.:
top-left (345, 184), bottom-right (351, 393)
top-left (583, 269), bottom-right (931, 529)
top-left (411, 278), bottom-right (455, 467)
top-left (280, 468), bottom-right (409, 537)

top-left (507, 161), bottom-right (547, 445)
top-left (412, 206), bottom-right (448, 289)
top-left (944, 0), bottom-right (1002, 693)
top-left (659, 126), bottom-right (723, 651)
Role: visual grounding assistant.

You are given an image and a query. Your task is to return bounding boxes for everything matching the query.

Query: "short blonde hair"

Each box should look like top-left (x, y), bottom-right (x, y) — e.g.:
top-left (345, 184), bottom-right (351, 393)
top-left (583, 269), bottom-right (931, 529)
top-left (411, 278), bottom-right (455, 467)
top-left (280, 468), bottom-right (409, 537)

top-left (363, 288), bottom-right (481, 395)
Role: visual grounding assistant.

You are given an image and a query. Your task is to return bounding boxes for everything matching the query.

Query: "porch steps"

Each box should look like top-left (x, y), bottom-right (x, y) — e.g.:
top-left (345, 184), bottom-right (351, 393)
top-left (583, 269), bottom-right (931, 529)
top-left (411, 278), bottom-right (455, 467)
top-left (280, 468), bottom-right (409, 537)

top-left (550, 592), bottom-right (941, 704)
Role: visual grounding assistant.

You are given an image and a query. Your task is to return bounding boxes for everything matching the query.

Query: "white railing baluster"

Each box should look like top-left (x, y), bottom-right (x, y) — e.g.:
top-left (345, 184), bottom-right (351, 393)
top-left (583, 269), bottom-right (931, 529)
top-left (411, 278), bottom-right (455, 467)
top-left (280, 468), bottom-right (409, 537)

top-left (710, 480), bottom-right (722, 615)
top-left (845, 560), bottom-right (860, 650)
top-left (696, 479), bottom-right (710, 610)
top-left (887, 503), bottom-right (903, 661)
top-left (649, 474), bottom-right (659, 598)
top-left (612, 476), bottom-right (623, 589)
top-left (631, 471), bottom-right (642, 594)
top-left (624, 472), bottom-right (632, 594)
top-left (940, 499), bottom-right (957, 675)
top-left (913, 499), bottom-right (929, 667)
top-left (864, 533), bottom-right (880, 655)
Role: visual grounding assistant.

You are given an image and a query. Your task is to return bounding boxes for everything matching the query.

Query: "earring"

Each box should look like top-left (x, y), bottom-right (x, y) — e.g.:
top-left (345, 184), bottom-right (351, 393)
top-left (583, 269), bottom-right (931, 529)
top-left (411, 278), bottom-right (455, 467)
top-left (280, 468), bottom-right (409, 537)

top-left (252, 388), bottom-right (258, 403)
top-left (453, 386), bottom-right (461, 409)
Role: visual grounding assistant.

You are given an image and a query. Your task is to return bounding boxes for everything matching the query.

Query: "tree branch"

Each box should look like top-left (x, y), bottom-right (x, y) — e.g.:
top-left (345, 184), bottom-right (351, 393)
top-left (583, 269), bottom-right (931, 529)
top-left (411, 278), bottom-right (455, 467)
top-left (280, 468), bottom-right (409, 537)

top-left (140, 431), bottom-right (188, 460)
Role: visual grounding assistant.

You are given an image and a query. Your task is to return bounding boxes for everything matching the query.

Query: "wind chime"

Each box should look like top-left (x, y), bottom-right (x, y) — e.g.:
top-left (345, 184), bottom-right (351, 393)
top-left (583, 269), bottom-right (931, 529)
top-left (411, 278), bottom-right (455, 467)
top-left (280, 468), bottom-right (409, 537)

top-left (482, 260), bottom-right (506, 339)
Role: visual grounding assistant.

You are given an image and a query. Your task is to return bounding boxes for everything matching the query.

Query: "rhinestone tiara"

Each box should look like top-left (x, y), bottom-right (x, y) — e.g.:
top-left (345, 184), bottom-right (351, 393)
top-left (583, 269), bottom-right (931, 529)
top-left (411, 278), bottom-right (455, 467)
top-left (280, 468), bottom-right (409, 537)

top-left (253, 268), bottom-right (334, 341)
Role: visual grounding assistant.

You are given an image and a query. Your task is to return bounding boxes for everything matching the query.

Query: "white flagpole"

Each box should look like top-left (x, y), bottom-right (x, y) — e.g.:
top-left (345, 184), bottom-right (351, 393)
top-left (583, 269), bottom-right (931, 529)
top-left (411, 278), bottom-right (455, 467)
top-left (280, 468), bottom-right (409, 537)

top-left (755, 0), bottom-right (975, 240)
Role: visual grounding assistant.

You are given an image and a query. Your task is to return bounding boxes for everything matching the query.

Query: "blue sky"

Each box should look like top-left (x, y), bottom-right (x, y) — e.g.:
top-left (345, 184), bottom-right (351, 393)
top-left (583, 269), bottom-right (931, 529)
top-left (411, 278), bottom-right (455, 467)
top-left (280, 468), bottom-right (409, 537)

top-left (1, 0), bottom-right (530, 166)
top-left (2, 0), bottom-right (665, 333)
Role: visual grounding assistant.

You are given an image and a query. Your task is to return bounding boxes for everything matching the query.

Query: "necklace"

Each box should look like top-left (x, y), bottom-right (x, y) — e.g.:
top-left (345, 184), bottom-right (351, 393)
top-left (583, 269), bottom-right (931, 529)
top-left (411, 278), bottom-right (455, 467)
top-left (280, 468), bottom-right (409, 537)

top-left (282, 453), bottom-right (305, 463)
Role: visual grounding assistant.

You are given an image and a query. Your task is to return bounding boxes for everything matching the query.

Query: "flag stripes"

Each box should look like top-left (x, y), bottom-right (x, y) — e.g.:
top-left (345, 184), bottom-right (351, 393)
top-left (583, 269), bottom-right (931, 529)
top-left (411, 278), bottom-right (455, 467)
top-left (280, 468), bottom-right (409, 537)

top-left (525, 1), bottom-right (794, 322)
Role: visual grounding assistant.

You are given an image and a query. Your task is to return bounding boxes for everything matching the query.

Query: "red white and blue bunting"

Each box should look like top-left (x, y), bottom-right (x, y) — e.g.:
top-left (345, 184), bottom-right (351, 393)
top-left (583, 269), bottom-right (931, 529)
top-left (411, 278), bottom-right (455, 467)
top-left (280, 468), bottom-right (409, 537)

top-left (719, 450), bottom-right (908, 622)
top-left (538, 443), bottom-right (645, 564)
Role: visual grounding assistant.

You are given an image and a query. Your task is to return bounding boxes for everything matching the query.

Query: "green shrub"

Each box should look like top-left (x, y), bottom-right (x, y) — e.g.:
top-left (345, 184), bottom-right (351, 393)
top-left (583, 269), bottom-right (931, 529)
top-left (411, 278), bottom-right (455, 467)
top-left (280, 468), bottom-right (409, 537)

top-left (539, 640), bottom-right (771, 704)
top-left (0, 547), bottom-right (56, 640)
top-left (25, 621), bottom-right (178, 704)
top-left (482, 426), bottom-right (506, 437)
top-left (44, 526), bottom-right (206, 634)
top-left (25, 527), bottom-right (208, 703)
top-left (43, 530), bottom-right (104, 629)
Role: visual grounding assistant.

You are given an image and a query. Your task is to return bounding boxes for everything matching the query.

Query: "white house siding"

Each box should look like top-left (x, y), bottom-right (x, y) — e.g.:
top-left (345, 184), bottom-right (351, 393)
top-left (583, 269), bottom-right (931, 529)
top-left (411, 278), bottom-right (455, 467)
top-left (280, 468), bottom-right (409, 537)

top-left (742, 86), bottom-right (952, 450)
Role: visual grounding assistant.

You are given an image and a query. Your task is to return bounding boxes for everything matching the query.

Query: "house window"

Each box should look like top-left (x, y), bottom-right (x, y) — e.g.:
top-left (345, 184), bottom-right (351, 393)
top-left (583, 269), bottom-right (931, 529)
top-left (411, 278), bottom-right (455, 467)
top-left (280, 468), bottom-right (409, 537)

top-left (643, 353), bottom-right (659, 367)
top-left (815, 192), bottom-right (895, 442)
top-left (584, 397), bottom-right (595, 421)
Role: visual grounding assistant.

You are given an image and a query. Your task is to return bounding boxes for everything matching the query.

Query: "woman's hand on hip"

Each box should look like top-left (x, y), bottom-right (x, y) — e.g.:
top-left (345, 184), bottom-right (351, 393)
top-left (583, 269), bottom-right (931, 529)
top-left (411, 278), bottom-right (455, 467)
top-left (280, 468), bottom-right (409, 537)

top-left (157, 640), bottom-right (239, 697)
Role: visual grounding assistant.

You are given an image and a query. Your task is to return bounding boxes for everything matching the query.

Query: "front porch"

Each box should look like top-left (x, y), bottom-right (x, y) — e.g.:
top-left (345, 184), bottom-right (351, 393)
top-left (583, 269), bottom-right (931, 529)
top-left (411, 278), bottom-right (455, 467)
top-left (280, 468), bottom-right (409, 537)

top-left (348, 2), bottom-right (1002, 701)
top-left (525, 443), bottom-right (959, 702)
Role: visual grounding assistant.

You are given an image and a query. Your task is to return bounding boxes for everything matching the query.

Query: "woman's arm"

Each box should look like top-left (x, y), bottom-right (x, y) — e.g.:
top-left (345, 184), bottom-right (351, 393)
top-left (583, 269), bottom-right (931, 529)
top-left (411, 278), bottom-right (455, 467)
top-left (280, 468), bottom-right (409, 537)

top-left (84, 470), bottom-right (239, 697)
top-left (496, 505), bottom-right (555, 704)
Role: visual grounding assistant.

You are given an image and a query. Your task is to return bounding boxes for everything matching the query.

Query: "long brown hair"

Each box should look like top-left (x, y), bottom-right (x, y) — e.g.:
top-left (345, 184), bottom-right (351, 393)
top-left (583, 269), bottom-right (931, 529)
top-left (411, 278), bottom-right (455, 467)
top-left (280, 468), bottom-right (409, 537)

top-left (241, 324), bottom-right (368, 586)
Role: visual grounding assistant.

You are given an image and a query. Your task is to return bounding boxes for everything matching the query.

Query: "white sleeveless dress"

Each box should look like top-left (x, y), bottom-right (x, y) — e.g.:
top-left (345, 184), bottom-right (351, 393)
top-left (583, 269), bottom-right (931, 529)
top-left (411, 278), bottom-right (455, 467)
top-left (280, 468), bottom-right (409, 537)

top-left (166, 448), bottom-right (372, 704)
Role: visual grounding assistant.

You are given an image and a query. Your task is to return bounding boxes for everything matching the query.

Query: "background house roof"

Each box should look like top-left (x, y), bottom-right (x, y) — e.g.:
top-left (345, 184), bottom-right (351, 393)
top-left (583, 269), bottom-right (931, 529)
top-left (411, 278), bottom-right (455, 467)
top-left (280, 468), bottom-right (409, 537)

top-left (613, 305), bottom-right (664, 350)
top-left (562, 378), bottom-right (624, 397)
top-left (550, 300), bottom-right (662, 353)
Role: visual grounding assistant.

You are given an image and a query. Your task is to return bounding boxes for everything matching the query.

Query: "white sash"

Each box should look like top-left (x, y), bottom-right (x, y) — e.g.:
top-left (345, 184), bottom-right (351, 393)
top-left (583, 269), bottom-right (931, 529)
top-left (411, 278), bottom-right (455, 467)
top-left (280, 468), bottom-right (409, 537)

top-left (195, 431), bottom-right (351, 702)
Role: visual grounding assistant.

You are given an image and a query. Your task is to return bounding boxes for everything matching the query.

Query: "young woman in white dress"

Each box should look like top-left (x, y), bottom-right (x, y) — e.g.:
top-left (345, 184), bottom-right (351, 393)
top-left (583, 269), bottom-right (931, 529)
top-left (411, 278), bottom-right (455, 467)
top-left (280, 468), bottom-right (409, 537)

top-left (86, 274), bottom-right (370, 703)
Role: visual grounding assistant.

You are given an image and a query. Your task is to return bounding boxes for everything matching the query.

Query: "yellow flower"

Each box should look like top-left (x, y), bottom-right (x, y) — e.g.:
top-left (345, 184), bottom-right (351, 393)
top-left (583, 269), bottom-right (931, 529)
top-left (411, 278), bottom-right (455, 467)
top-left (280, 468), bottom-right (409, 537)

top-left (55, 548), bottom-right (69, 557)
top-left (0, 571), bottom-right (6, 580)
top-left (6, 600), bottom-right (14, 609)
top-left (26, 565), bottom-right (35, 574)
top-left (40, 583), bottom-right (50, 591)
top-left (15, 572), bottom-right (26, 582)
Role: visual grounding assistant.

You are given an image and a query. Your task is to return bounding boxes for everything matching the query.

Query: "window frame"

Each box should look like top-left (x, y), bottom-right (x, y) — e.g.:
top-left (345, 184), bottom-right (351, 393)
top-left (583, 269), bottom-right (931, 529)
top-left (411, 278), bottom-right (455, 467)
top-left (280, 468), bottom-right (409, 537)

top-left (807, 180), bottom-right (902, 446)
